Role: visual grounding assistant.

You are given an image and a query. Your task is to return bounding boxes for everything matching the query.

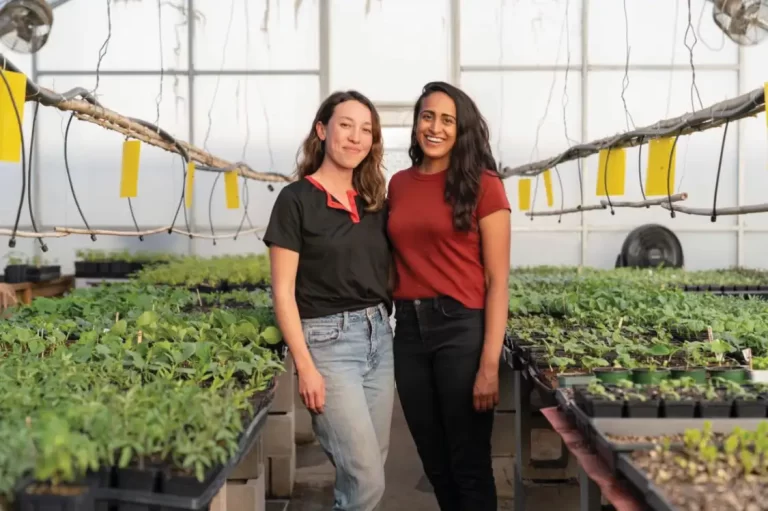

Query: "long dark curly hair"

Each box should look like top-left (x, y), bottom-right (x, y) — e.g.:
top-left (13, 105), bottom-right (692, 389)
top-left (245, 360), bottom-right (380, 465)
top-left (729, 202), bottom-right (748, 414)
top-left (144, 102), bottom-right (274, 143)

top-left (408, 81), bottom-right (499, 231)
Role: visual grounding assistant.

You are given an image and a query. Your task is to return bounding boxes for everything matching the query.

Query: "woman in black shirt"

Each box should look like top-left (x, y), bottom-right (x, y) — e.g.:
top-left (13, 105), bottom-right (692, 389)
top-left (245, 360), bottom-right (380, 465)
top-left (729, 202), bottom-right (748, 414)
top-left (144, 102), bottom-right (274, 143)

top-left (263, 90), bottom-right (393, 511)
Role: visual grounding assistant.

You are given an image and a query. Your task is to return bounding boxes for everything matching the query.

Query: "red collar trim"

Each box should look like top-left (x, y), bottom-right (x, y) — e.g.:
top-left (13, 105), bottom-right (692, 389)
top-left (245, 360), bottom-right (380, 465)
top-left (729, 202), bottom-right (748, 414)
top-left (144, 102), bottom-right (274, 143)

top-left (305, 176), bottom-right (361, 223)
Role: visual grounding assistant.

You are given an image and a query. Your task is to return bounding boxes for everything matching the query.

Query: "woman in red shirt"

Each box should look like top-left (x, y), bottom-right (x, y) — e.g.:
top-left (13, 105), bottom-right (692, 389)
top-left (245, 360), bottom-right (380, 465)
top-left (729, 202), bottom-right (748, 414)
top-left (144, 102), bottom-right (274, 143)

top-left (387, 81), bottom-right (511, 511)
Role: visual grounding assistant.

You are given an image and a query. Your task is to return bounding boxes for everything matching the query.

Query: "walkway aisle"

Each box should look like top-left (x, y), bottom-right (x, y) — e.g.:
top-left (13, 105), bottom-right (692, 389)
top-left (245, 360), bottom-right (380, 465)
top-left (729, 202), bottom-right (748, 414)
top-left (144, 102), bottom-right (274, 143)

top-left (287, 396), bottom-right (514, 510)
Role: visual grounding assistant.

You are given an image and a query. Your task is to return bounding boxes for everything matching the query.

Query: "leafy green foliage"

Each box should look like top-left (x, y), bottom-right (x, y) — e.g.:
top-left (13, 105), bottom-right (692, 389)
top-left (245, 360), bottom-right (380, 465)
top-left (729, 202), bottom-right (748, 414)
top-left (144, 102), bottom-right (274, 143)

top-left (0, 278), bottom-right (283, 499)
top-left (508, 267), bottom-right (768, 372)
top-left (136, 255), bottom-right (271, 288)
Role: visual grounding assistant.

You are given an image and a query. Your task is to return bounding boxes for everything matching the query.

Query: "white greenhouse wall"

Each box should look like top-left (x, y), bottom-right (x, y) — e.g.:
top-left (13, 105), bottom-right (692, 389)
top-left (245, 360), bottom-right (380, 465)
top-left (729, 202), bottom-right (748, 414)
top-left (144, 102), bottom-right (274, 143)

top-left (0, 0), bottom-right (766, 273)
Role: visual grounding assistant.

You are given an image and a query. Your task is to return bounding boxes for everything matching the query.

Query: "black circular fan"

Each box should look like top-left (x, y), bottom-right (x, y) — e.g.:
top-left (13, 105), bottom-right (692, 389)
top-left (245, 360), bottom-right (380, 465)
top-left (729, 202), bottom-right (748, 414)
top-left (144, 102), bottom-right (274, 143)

top-left (615, 224), bottom-right (684, 269)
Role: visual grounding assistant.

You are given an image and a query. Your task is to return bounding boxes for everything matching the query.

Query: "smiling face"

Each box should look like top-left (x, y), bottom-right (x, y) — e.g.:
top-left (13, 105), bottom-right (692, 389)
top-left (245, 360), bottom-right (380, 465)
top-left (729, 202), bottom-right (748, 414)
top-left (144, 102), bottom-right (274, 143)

top-left (315, 99), bottom-right (373, 171)
top-left (415, 91), bottom-right (457, 167)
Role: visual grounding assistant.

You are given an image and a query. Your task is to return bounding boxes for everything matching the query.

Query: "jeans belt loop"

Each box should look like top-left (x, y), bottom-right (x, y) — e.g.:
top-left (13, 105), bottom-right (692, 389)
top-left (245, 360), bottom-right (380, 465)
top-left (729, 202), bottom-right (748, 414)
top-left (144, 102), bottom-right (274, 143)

top-left (342, 310), bottom-right (349, 331)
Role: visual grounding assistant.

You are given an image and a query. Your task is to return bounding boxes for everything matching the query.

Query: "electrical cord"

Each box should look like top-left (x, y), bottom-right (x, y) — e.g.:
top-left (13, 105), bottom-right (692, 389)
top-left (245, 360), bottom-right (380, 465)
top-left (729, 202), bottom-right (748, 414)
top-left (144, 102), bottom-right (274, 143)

top-left (554, 166), bottom-right (564, 224)
top-left (208, 173), bottom-right (221, 244)
top-left (127, 198), bottom-right (143, 241)
top-left (603, 147), bottom-right (614, 215)
top-left (63, 113), bottom-right (96, 241)
top-left (711, 120), bottom-right (729, 222)
top-left (27, 102), bottom-right (48, 250)
top-left (666, 134), bottom-right (681, 219)
top-left (637, 136), bottom-right (648, 206)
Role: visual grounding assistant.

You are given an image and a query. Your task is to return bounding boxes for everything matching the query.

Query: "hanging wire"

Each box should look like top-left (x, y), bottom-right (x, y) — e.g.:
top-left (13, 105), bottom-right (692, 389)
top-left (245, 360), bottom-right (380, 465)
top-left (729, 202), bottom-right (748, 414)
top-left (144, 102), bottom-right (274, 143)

top-left (203, 0), bottom-right (237, 245)
top-left (603, 147), bottom-right (615, 215)
top-left (666, 134), bottom-right (682, 218)
top-left (695, 0), bottom-right (726, 52)
top-left (528, 9), bottom-right (568, 218)
top-left (63, 114), bottom-right (97, 241)
top-left (91, 0), bottom-right (112, 96)
top-left (27, 102), bottom-right (48, 250)
top-left (620, 0), bottom-right (635, 131)
top-left (684, 0), bottom-right (704, 112)
top-left (554, 166), bottom-right (565, 223)
top-left (235, 0), bottom-right (256, 240)
top-left (637, 136), bottom-right (648, 206)
top-left (559, 0), bottom-right (583, 206)
top-left (711, 120), bottom-right (729, 222)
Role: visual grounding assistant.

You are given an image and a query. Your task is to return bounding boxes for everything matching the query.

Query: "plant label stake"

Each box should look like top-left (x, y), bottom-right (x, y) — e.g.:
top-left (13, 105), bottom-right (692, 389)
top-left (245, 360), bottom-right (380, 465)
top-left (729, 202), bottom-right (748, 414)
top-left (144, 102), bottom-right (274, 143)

top-left (743, 348), bottom-right (753, 371)
top-left (137, 330), bottom-right (143, 344)
top-left (115, 312), bottom-right (119, 323)
top-left (707, 326), bottom-right (723, 364)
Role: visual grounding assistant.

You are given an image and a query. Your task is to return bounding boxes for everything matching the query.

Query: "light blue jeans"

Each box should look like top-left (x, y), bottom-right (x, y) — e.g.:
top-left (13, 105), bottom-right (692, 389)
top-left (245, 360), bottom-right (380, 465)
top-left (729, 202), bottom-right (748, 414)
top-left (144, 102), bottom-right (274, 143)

top-left (301, 303), bottom-right (395, 511)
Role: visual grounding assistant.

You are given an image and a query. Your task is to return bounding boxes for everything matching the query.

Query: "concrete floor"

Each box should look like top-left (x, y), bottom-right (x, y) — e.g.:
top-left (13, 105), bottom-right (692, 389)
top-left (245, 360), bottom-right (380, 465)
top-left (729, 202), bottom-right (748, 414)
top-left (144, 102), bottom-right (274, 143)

top-left (285, 395), bottom-right (515, 511)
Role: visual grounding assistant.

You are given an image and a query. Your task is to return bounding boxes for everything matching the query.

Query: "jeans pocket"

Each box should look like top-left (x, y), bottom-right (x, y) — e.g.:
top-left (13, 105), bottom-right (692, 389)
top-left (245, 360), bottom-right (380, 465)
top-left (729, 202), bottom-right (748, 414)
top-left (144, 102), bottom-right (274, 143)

top-left (305, 325), bottom-right (341, 347)
top-left (438, 297), bottom-right (476, 319)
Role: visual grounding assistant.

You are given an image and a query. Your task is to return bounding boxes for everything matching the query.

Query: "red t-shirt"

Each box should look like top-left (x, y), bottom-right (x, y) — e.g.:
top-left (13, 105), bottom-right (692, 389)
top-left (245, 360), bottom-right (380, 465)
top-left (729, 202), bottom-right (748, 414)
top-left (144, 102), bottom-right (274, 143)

top-left (387, 167), bottom-right (511, 309)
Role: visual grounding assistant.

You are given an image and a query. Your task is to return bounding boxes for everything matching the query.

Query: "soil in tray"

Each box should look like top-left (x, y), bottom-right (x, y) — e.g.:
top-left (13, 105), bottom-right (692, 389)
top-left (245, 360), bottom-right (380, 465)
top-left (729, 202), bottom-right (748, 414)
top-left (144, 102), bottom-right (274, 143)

top-left (631, 449), bottom-right (768, 511)
top-left (605, 433), bottom-right (685, 445)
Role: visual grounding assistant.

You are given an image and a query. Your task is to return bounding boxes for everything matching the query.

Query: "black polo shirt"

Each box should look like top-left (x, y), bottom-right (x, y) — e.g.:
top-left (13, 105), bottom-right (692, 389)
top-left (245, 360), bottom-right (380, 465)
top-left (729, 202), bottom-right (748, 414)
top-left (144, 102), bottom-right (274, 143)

top-left (263, 177), bottom-right (392, 319)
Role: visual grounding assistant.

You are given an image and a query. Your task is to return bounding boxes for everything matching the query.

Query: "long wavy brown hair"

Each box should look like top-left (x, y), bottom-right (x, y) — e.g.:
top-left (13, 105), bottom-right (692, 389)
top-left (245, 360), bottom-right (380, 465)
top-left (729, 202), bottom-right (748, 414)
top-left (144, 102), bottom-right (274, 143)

top-left (295, 91), bottom-right (386, 212)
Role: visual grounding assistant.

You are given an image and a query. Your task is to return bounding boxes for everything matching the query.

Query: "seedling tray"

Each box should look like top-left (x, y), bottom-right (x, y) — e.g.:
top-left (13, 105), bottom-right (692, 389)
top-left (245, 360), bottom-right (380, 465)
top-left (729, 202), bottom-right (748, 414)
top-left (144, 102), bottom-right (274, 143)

top-left (574, 391), bottom-right (766, 419)
top-left (94, 393), bottom-right (272, 509)
top-left (593, 418), bottom-right (767, 478)
top-left (16, 390), bottom-right (274, 511)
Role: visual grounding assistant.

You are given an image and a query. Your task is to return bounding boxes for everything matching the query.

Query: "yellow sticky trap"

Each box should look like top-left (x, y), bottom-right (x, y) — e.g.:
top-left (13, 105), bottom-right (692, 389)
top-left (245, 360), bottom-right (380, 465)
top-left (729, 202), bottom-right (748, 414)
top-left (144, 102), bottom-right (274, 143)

top-left (185, 161), bottom-right (195, 208)
top-left (595, 148), bottom-right (626, 197)
top-left (224, 171), bottom-right (240, 209)
top-left (542, 169), bottom-right (554, 207)
top-left (645, 138), bottom-right (677, 196)
top-left (518, 178), bottom-right (531, 211)
top-left (119, 140), bottom-right (141, 198)
top-left (0, 70), bottom-right (27, 163)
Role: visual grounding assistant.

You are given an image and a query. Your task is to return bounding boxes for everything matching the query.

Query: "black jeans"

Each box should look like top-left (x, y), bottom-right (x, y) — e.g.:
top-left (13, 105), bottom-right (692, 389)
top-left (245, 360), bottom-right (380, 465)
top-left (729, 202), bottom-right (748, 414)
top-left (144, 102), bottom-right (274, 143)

top-left (393, 296), bottom-right (496, 511)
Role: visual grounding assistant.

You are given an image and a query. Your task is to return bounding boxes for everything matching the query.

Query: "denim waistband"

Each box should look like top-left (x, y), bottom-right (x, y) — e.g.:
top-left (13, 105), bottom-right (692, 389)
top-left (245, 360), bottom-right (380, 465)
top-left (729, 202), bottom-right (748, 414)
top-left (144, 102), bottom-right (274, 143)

top-left (394, 296), bottom-right (452, 309)
top-left (301, 303), bottom-right (388, 328)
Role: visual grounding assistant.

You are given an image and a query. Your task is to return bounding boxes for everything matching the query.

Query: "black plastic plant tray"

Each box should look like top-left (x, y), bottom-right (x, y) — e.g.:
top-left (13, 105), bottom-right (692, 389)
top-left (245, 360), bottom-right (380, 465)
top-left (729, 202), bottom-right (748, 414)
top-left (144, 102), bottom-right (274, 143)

top-left (576, 391), bottom-right (764, 419)
top-left (644, 483), bottom-right (678, 511)
top-left (4, 264), bottom-right (28, 283)
top-left (501, 344), bottom-right (514, 369)
top-left (527, 365), bottom-right (557, 405)
top-left (26, 267), bottom-right (61, 283)
top-left (86, 389), bottom-right (274, 510)
top-left (569, 396), bottom-right (596, 445)
top-left (555, 388), bottom-right (572, 410)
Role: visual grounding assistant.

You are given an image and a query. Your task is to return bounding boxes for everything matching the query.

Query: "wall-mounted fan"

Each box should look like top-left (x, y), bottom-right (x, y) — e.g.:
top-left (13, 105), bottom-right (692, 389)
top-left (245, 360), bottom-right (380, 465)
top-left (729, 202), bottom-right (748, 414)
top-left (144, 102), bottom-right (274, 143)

top-left (615, 224), bottom-right (684, 269)
top-left (706, 0), bottom-right (768, 45)
top-left (0, 0), bottom-right (53, 54)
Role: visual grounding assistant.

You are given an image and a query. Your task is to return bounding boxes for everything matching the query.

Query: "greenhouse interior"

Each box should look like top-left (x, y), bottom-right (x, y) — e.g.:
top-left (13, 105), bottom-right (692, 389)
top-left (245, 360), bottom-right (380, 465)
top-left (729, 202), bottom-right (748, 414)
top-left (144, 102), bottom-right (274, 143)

top-left (0, 0), bottom-right (767, 510)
